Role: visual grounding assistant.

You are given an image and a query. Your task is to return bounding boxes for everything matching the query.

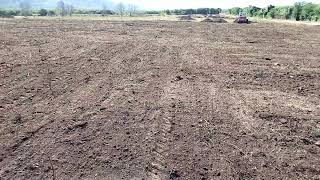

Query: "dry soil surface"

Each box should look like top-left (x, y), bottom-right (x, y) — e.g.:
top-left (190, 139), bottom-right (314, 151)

top-left (0, 19), bottom-right (320, 179)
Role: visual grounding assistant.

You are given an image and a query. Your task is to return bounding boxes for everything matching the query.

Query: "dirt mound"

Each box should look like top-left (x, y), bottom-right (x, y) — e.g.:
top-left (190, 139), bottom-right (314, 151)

top-left (179, 15), bottom-right (195, 21)
top-left (202, 18), bottom-right (227, 23)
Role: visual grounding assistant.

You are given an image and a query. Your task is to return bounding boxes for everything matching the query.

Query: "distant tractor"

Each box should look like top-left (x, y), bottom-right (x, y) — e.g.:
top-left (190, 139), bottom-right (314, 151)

top-left (235, 12), bottom-right (249, 23)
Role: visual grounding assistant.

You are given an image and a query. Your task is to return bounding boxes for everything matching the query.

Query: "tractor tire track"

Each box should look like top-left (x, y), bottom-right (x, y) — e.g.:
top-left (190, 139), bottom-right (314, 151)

top-left (146, 77), bottom-right (179, 179)
top-left (147, 110), bottom-right (172, 180)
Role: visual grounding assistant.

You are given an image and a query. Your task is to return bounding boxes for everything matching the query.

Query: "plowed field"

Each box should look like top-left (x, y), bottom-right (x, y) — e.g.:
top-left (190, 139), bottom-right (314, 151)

top-left (1, 19), bottom-right (320, 179)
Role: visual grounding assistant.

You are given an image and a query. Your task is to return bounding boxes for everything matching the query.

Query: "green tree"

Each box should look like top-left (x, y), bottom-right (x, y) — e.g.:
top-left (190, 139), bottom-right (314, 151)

top-left (267, 5), bottom-right (275, 12)
top-left (267, 8), bottom-right (276, 18)
top-left (301, 3), bottom-right (316, 21)
top-left (287, 7), bottom-right (294, 19)
top-left (315, 5), bottom-right (320, 15)
top-left (228, 7), bottom-right (242, 15)
top-left (315, 5), bottom-right (320, 21)
top-left (185, 9), bottom-right (195, 15)
top-left (39, 9), bottom-right (48, 16)
top-left (256, 8), bottom-right (268, 18)
top-left (244, 6), bottom-right (261, 16)
top-left (274, 6), bottom-right (291, 19)
top-left (197, 8), bottom-right (209, 15)
top-left (209, 8), bottom-right (220, 14)
top-left (292, 2), bottom-right (303, 20)
top-left (229, 2), bottom-right (319, 21)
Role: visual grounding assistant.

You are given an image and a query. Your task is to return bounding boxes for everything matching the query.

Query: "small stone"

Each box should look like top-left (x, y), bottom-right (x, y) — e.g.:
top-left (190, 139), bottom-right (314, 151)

top-left (12, 114), bottom-right (22, 124)
top-left (100, 107), bottom-right (106, 111)
top-left (170, 170), bottom-right (180, 180)
top-left (176, 76), bottom-right (183, 81)
top-left (279, 118), bottom-right (287, 124)
top-left (315, 141), bottom-right (320, 147)
top-left (261, 162), bottom-right (268, 167)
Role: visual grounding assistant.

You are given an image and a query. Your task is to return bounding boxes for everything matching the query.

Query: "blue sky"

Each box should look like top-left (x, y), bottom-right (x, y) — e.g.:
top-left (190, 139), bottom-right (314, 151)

top-left (110, 0), bottom-right (320, 10)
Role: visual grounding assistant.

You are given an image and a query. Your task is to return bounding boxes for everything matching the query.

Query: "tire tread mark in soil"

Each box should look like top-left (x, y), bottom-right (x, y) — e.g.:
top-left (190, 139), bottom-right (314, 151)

top-left (148, 110), bottom-right (172, 180)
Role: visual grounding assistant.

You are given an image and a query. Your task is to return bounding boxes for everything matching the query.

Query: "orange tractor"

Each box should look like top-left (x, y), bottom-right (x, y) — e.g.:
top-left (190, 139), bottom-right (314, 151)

top-left (235, 12), bottom-right (249, 23)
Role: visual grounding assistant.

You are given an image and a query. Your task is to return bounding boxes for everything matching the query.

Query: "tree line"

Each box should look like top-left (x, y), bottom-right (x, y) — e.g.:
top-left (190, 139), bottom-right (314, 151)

top-left (229, 2), bottom-right (320, 21)
top-left (0, 0), bottom-right (138, 17)
top-left (0, 0), bottom-right (73, 17)
top-left (0, 4), bottom-right (221, 17)
top-left (145, 8), bottom-right (222, 15)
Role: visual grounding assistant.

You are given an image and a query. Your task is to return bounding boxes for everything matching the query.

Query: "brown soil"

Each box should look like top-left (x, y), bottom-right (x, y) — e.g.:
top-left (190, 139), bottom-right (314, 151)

top-left (0, 19), bottom-right (320, 179)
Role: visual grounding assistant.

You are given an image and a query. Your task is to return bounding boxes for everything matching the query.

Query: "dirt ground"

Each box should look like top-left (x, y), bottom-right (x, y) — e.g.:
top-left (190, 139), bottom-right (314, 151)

top-left (0, 19), bottom-right (320, 179)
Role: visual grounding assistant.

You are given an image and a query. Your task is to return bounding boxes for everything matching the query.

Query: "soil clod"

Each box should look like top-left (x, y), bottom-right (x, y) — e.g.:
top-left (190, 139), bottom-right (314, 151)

top-left (170, 170), bottom-right (181, 180)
